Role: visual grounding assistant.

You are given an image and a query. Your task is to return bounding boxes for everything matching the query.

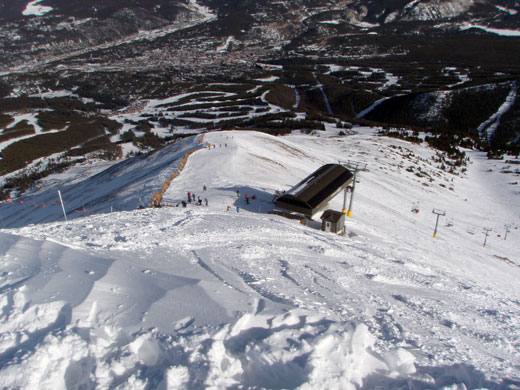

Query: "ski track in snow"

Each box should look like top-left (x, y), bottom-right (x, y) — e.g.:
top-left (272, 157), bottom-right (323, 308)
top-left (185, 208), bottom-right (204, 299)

top-left (313, 73), bottom-right (333, 115)
top-left (0, 129), bottom-right (519, 389)
top-left (356, 96), bottom-right (393, 118)
top-left (478, 81), bottom-right (518, 142)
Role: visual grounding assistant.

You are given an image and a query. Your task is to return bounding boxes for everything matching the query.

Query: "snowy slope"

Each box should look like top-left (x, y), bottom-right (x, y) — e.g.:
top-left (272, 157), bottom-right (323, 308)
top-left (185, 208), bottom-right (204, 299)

top-left (0, 129), bottom-right (519, 389)
top-left (0, 136), bottom-right (203, 228)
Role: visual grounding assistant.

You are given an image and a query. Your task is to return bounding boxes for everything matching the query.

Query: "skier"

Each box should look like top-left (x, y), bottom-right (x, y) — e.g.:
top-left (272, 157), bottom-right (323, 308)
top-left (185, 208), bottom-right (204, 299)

top-left (188, 192), bottom-right (192, 203)
top-left (236, 206), bottom-right (240, 213)
top-left (198, 196), bottom-right (202, 206)
top-left (203, 185), bottom-right (207, 191)
top-left (245, 193), bottom-right (249, 205)
top-left (236, 190), bottom-right (240, 198)
top-left (205, 198), bottom-right (208, 206)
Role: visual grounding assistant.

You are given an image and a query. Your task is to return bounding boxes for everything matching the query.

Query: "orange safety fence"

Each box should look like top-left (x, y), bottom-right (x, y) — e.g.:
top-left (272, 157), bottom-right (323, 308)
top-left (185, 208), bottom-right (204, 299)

top-left (151, 134), bottom-right (206, 207)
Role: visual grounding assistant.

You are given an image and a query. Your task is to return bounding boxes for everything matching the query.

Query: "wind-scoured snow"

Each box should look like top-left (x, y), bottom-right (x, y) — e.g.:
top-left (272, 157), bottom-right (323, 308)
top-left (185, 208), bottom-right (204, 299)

top-left (0, 129), bottom-right (519, 389)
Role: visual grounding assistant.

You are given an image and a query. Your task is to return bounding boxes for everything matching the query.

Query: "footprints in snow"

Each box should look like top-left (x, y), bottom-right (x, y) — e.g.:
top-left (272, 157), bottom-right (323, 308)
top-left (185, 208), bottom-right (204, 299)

top-left (0, 291), bottom-right (72, 364)
top-left (237, 271), bottom-right (294, 306)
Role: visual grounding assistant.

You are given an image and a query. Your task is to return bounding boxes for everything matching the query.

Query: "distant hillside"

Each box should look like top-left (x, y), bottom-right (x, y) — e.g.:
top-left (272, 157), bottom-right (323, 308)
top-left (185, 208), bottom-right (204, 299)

top-left (0, 0), bottom-right (519, 197)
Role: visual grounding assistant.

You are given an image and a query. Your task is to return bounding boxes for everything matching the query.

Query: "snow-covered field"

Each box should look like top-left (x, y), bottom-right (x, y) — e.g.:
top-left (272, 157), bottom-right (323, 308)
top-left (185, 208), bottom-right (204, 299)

top-left (0, 128), bottom-right (519, 389)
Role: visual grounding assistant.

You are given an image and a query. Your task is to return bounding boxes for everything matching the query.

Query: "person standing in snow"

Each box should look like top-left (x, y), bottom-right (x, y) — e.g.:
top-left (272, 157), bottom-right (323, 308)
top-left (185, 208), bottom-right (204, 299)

top-left (203, 185), bottom-right (207, 191)
top-left (245, 193), bottom-right (249, 205)
top-left (188, 192), bottom-right (192, 203)
top-left (205, 198), bottom-right (208, 206)
top-left (236, 190), bottom-right (240, 197)
top-left (198, 196), bottom-right (202, 206)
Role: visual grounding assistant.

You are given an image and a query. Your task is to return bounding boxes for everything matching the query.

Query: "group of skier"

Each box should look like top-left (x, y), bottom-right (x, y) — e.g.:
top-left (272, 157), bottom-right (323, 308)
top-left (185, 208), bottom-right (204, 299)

top-left (233, 190), bottom-right (257, 211)
top-left (187, 191), bottom-right (208, 207)
top-left (180, 187), bottom-right (256, 212)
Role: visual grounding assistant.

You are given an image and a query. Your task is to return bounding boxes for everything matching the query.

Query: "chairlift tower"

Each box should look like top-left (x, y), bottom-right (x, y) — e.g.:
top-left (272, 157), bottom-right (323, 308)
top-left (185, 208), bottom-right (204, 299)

top-left (339, 160), bottom-right (367, 218)
top-left (483, 227), bottom-right (492, 248)
top-left (504, 224), bottom-right (511, 240)
top-left (432, 209), bottom-right (445, 238)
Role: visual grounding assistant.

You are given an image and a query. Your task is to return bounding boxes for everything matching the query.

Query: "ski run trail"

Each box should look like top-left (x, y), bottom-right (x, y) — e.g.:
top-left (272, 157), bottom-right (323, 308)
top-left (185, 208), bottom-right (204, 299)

top-left (478, 81), bottom-right (518, 142)
top-left (0, 127), bottom-right (519, 390)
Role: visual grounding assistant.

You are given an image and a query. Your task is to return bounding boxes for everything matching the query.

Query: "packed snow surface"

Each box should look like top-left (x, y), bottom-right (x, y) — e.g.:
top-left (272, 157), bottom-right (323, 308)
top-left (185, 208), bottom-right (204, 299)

top-left (0, 129), bottom-right (519, 389)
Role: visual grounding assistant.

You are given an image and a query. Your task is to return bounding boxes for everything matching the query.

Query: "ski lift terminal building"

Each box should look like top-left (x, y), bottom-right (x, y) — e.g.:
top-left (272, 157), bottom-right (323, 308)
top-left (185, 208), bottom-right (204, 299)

top-left (274, 164), bottom-right (354, 218)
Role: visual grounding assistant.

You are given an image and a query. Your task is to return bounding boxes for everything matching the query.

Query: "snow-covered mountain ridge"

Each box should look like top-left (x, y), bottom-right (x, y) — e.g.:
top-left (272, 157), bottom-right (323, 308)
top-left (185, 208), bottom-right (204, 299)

top-left (0, 128), bottom-right (519, 389)
top-left (1, 0), bottom-right (519, 183)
